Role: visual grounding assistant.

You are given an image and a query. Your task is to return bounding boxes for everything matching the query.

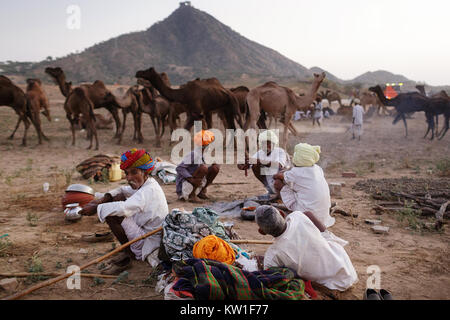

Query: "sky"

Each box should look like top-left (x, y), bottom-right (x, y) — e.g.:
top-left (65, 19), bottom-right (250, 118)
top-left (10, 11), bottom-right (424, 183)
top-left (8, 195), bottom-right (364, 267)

top-left (1, 0), bottom-right (449, 86)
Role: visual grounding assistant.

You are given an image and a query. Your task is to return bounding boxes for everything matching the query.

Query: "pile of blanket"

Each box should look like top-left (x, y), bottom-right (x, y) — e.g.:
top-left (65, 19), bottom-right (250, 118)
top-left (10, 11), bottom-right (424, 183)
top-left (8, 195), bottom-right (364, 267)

top-left (171, 258), bottom-right (307, 300)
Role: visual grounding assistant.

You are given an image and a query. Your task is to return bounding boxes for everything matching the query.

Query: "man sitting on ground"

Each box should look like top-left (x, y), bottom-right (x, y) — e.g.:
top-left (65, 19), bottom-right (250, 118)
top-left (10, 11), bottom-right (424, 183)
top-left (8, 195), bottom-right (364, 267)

top-left (176, 130), bottom-right (220, 202)
top-left (255, 205), bottom-right (358, 291)
top-left (237, 130), bottom-right (291, 198)
top-left (80, 148), bottom-right (169, 274)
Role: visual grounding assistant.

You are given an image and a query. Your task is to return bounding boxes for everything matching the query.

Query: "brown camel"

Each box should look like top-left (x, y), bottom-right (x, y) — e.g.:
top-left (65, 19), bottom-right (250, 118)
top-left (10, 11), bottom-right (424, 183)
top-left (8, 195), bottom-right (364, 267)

top-left (24, 79), bottom-right (50, 144)
top-left (135, 67), bottom-right (242, 131)
top-left (45, 67), bottom-right (123, 139)
top-left (136, 77), bottom-right (185, 146)
top-left (64, 87), bottom-right (99, 150)
top-left (245, 73), bottom-right (326, 149)
top-left (113, 85), bottom-right (141, 144)
top-left (0, 75), bottom-right (31, 145)
top-left (319, 89), bottom-right (342, 108)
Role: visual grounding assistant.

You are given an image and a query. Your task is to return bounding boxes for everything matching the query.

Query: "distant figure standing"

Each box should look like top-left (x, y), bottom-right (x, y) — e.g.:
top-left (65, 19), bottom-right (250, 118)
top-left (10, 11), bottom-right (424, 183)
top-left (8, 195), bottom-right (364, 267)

top-left (352, 99), bottom-right (365, 140)
top-left (312, 97), bottom-right (323, 127)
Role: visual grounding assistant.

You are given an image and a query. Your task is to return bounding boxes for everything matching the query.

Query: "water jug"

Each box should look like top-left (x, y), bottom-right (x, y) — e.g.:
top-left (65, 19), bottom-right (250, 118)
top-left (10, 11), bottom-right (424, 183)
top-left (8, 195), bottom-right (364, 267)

top-left (109, 162), bottom-right (122, 182)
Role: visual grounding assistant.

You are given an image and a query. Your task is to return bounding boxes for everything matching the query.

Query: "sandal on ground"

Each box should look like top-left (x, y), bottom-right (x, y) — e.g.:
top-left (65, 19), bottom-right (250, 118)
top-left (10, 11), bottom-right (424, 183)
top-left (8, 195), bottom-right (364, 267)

top-left (81, 231), bottom-right (114, 243)
top-left (379, 289), bottom-right (393, 300)
top-left (363, 288), bottom-right (381, 300)
top-left (101, 256), bottom-right (131, 275)
top-left (102, 252), bottom-right (130, 266)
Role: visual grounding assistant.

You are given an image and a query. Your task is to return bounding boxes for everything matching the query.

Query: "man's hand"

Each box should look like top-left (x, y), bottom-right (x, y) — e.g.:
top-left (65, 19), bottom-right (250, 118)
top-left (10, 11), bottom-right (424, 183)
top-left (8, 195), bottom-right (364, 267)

top-left (79, 201), bottom-right (98, 216)
top-left (273, 178), bottom-right (285, 193)
top-left (187, 177), bottom-right (203, 187)
top-left (237, 163), bottom-right (250, 170)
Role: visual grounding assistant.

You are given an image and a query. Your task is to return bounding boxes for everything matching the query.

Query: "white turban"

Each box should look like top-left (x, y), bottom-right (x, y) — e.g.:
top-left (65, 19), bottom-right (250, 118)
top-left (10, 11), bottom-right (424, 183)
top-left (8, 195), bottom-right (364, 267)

top-left (293, 143), bottom-right (321, 167)
top-left (258, 130), bottom-right (279, 150)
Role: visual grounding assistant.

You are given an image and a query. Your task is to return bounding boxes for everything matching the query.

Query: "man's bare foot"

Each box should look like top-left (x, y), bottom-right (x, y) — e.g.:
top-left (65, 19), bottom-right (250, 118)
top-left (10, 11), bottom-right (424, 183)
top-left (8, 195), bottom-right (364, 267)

top-left (188, 195), bottom-right (203, 203)
top-left (197, 192), bottom-right (209, 200)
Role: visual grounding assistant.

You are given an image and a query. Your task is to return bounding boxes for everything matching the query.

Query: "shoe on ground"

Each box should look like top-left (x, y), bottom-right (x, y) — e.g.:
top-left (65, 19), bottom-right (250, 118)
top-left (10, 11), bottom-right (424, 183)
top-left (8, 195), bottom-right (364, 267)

top-left (363, 288), bottom-right (381, 300)
top-left (101, 256), bottom-right (131, 275)
top-left (81, 231), bottom-right (113, 243)
top-left (379, 289), bottom-right (393, 300)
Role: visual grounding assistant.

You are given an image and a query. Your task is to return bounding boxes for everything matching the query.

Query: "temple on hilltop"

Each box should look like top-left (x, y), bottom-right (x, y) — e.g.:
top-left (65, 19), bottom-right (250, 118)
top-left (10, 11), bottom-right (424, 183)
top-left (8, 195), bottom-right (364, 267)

top-left (180, 1), bottom-right (191, 6)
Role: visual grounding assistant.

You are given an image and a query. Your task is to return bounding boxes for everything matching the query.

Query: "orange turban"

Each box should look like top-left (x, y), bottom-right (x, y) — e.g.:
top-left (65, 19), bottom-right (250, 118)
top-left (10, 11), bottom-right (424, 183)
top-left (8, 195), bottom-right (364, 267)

top-left (194, 130), bottom-right (215, 146)
top-left (193, 235), bottom-right (236, 264)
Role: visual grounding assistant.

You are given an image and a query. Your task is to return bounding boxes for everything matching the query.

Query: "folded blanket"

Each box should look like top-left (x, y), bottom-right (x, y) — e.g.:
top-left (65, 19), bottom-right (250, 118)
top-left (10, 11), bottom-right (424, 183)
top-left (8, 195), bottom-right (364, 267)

top-left (172, 258), bottom-right (307, 300)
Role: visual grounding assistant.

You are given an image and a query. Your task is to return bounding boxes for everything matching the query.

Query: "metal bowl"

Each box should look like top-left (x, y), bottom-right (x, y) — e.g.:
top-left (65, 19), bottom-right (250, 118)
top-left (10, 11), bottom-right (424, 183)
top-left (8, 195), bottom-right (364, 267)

top-left (65, 184), bottom-right (95, 195)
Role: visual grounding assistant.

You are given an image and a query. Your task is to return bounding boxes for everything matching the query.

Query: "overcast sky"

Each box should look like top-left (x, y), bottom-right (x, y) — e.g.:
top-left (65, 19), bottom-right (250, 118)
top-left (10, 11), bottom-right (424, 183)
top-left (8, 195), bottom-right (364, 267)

top-left (1, 0), bottom-right (449, 86)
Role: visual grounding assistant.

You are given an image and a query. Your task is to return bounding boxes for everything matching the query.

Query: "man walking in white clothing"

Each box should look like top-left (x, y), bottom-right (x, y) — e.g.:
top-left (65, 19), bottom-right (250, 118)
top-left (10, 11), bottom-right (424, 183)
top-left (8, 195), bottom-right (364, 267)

top-left (352, 99), bottom-right (365, 140)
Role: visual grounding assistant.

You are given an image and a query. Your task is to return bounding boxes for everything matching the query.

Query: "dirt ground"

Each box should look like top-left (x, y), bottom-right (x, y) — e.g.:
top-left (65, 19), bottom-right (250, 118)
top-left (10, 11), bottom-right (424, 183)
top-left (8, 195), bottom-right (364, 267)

top-left (0, 84), bottom-right (449, 300)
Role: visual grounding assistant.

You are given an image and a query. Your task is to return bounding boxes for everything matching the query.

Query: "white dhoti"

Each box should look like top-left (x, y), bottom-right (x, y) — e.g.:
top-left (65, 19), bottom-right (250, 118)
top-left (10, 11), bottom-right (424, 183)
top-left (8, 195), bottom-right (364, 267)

top-left (179, 177), bottom-right (207, 200)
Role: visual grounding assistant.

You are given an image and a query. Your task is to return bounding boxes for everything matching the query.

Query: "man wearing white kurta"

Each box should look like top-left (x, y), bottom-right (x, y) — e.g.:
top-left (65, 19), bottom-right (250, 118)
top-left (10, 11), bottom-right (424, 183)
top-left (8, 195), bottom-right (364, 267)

top-left (352, 99), bottom-right (365, 140)
top-left (80, 148), bottom-right (168, 274)
top-left (97, 178), bottom-right (168, 264)
top-left (274, 143), bottom-right (347, 246)
top-left (238, 130), bottom-right (291, 196)
top-left (256, 205), bottom-right (358, 291)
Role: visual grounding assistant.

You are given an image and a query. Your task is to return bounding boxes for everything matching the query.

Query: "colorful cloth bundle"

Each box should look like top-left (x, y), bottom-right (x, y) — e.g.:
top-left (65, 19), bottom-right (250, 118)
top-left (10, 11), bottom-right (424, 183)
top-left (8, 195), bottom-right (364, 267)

top-left (172, 258), bottom-right (307, 300)
top-left (193, 235), bottom-right (236, 265)
top-left (120, 148), bottom-right (155, 172)
top-left (162, 207), bottom-right (231, 262)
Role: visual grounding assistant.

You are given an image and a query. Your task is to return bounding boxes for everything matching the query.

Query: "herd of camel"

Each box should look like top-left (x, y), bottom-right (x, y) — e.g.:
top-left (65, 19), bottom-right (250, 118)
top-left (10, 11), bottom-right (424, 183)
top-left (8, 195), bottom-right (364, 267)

top-left (0, 67), bottom-right (448, 150)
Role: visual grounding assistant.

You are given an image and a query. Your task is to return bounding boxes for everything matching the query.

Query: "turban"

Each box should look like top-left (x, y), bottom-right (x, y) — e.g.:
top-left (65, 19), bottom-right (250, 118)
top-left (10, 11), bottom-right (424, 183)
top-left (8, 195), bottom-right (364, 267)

top-left (193, 235), bottom-right (236, 265)
top-left (120, 148), bottom-right (155, 172)
top-left (194, 130), bottom-right (215, 146)
top-left (293, 143), bottom-right (321, 167)
top-left (258, 130), bottom-right (279, 150)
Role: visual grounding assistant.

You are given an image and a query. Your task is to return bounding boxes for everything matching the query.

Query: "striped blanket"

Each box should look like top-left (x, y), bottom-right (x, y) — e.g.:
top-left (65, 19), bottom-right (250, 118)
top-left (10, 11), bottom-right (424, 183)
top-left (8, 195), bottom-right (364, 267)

top-left (172, 258), bottom-right (307, 300)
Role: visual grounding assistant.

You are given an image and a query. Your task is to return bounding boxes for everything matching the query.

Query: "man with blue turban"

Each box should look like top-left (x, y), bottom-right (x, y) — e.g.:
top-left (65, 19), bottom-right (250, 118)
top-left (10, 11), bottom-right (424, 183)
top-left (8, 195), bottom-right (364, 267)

top-left (80, 148), bottom-right (169, 274)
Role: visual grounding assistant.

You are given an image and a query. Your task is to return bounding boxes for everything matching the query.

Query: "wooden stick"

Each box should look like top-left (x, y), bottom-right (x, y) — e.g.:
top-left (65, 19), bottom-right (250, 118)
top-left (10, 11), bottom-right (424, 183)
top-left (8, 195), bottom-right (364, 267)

top-left (230, 239), bottom-right (273, 245)
top-left (0, 272), bottom-right (117, 279)
top-left (3, 227), bottom-right (163, 300)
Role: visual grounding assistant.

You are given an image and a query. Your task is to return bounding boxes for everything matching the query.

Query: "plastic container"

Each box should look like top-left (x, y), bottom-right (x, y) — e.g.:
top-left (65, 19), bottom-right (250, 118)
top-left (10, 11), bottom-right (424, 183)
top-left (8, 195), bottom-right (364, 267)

top-left (109, 162), bottom-right (122, 182)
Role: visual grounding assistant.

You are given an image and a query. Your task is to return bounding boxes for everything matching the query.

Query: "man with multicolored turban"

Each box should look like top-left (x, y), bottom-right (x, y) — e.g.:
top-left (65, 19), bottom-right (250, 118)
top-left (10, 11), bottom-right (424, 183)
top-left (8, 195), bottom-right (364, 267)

top-left (80, 148), bottom-right (169, 274)
top-left (175, 130), bottom-right (220, 202)
top-left (237, 129), bottom-right (291, 198)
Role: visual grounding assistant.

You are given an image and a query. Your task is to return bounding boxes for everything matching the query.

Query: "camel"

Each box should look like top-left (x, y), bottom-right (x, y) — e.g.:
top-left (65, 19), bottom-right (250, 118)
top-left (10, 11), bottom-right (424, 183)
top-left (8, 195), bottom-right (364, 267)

top-left (113, 85), bottom-right (141, 144)
top-left (245, 72), bottom-right (326, 149)
top-left (45, 67), bottom-right (123, 139)
top-left (0, 75), bottom-right (31, 145)
top-left (358, 90), bottom-right (390, 116)
top-left (369, 85), bottom-right (434, 138)
top-left (136, 77), bottom-right (186, 146)
top-left (135, 67), bottom-right (242, 131)
top-left (24, 79), bottom-right (50, 144)
top-left (64, 87), bottom-right (99, 150)
top-left (319, 90), bottom-right (341, 108)
top-left (415, 84), bottom-right (450, 136)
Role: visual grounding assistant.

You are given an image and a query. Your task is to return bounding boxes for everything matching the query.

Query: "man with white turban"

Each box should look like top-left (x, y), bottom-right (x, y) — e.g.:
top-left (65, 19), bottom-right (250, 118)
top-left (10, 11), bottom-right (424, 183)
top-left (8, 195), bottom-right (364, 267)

top-left (255, 205), bottom-right (358, 291)
top-left (352, 99), bottom-right (365, 140)
top-left (238, 130), bottom-right (291, 197)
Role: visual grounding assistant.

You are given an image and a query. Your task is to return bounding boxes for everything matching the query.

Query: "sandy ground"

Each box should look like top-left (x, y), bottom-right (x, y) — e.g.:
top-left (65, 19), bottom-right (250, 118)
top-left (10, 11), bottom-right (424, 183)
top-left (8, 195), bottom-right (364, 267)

top-left (0, 84), bottom-right (449, 300)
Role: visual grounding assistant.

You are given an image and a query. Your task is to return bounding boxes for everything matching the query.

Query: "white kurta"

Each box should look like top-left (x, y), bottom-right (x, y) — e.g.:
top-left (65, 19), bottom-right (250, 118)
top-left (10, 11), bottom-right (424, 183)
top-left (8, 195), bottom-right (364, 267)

top-left (264, 211), bottom-right (358, 291)
top-left (97, 178), bottom-right (169, 262)
top-left (280, 165), bottom-right (335, 228)
top-left (352, 105), bottom-right (365, 125)
top-left (251, 147), bottom-right (291, 176)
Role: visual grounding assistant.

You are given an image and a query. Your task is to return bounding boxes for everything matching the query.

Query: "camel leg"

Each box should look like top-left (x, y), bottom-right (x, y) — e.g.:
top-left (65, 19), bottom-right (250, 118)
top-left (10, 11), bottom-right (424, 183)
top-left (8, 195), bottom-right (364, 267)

top-left (20, 114), bottom-right (30, 147)
top-left (435, 115), bottom-right (439, 136)
top-left (136, 112), bottom-right (144, 143)
top-left (438, 116), bottom-right (449, 140)
top-left (9, 117), bottom-right (22, 140)
top-left (106, 106), bottom-right (121, 139)
top-left (67, 114), bottom-right (77, 147)
top-left (120, 109), bottom-right (127, 143)
top-left (282, 113), bottom-right (294, 150)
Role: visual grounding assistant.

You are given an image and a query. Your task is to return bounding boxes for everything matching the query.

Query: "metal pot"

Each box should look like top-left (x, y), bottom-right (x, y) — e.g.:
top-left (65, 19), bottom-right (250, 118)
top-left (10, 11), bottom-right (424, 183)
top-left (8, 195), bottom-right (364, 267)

top-left (65, 184), bottom-right (95, 195)
top-left (64, 203), bottom-right (83, 221)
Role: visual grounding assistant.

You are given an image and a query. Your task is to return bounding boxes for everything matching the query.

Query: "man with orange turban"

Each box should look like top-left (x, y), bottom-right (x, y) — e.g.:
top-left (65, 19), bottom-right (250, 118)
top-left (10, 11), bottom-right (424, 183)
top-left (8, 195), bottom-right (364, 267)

top-left (80, 148), bottom-right (169, 274)
top-left (176, 130), bottom-right (220, 202)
